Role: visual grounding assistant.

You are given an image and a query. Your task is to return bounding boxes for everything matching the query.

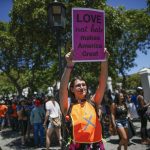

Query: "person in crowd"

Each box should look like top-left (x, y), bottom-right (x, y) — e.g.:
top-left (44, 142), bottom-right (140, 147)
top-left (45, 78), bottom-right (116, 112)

top-left (130, 92), bottom-right (138, 108)
top-left (17, 98), bottom-right (28, 146)
top-left (5, 99), bottom-right (12, 128)
top-left (43, 96), bottom-right (62, 150)
top-left (101, 89), bottom-right (113, 138)
top-left (10, 100), bottom-right (18, 131)
top-left (126, 93), bottom-right (139, 120)
top-left (136, 87), bottom-right (150, 145)
top-left (59, 48), bottom-right (108, 150)
top-left (110, 92), bottom-right (129, 150)
top-left (30, 99), bottom-right (45, 148)
top-left (26, 99), bottom-right (34, 142)
top-left (0, 100), bottom-right (8, 131)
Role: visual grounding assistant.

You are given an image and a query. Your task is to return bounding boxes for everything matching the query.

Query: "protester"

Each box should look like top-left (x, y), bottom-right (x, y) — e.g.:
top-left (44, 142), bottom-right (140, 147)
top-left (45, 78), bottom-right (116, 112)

top-left (43, 96), bottom-right (62, 150)
top-left (17, 98), bottom-right (28, 146)
top-left (10, 100), bottom-right (18, 131)
top-left (0, 100), bottom-right (8, 131)
top-left (5, 99), bottom-right (12, 128)
top-left (110, 92), bottom-right (129, 150)
top-left (30, 99), bottom-right (45, 148)
top-left (59, 48), bottom-right (108, 150)
top-left (101, 89), bottom-right (113, 137)
top-left (136, 87), bottom-right (150, 145)
top-left (126, 93), bottom-right (139, 120)
top-left (26, 99), bottom-right (34, 142)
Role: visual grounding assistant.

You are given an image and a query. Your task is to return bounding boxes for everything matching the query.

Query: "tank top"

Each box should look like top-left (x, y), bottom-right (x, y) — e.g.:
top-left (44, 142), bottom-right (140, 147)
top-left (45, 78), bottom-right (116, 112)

top-left (115, 104), bottom-right (128, 120)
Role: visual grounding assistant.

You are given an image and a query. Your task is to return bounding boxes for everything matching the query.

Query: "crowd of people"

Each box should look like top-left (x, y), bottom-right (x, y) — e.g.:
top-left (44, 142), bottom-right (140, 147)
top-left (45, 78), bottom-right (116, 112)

top-left (0, 95), bottom-right (62, 149)
top-left (0, 87), bottom-right (150, 150)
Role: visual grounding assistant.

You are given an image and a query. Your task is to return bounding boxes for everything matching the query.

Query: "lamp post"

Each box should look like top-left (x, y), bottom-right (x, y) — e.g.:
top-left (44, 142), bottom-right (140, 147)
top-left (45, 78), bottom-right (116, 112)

top-left (48, 0), bottom-right (66, 79)
top-left (48, 3), bottom-right (66, 148)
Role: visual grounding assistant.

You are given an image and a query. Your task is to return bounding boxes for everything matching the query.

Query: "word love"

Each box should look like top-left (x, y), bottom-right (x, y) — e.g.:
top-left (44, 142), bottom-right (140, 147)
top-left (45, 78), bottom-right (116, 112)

top-left (76, 14), bottom-right (102, 24)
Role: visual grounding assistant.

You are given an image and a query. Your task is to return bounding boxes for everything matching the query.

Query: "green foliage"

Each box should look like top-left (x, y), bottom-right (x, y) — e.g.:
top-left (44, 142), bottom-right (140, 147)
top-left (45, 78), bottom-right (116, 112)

top-left (105, 7), bottom-right (150, 88)
top-left (147, 0), bottom-right (150, 12)
top-left (126, 74), bottom-right (141, 90)
top-left (0, 0), bottom-right (150, 96)
top-left (0, 73), bottom-right (16, 96)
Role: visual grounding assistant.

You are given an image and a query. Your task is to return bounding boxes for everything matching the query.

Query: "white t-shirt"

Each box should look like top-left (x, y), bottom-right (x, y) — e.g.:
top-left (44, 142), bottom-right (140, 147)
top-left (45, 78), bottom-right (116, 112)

top-left (45, 100), bottom-right (61, 118)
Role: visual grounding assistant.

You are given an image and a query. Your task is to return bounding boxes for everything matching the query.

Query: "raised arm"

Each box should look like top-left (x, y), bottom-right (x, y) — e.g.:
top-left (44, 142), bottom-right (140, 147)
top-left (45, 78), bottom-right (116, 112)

top-left (93, 48), bottom-right (108, 105)
top-left (59, 51), bottom-right (75, 116)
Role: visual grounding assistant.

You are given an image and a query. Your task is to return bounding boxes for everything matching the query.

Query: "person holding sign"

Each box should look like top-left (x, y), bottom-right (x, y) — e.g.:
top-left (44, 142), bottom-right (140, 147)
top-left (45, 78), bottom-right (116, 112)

top-left (59, 48), bottom-right (108, 150)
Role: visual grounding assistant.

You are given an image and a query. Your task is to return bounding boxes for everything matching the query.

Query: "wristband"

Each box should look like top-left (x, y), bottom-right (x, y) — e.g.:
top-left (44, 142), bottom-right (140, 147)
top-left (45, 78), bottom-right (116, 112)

top-left (66, 65), bottom-right (74, 69)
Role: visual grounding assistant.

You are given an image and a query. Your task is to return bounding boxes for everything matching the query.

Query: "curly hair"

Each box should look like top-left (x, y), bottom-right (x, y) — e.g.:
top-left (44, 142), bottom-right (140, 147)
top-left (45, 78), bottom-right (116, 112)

top-left (114, 92), bottom-right (125, 105)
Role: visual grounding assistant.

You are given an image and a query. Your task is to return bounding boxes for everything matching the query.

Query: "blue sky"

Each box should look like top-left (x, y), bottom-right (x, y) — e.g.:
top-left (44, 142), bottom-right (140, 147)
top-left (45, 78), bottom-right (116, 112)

top-left (0, 0), bottom-right (149, 75)
top-left (0, 1), bottom-right (12, 22)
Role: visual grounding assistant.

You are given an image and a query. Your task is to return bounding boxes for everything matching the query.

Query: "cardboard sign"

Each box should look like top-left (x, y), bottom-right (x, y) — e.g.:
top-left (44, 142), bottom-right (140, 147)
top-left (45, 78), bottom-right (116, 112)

top-left (72, 8), bottom-right (105, 62)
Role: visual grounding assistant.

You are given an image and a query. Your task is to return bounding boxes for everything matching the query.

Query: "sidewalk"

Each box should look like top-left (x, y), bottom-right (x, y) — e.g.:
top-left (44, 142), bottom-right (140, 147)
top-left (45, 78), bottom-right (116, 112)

top-left (0, 119), bottom-right (150, 150)
top-left (103, 119), bottom-right (150, 150)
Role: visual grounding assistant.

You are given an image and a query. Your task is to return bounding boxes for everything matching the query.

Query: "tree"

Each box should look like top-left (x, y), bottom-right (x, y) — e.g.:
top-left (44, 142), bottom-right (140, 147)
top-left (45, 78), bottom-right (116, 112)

top-left (0, 0), bottom-right (150, 96)
top-left (0, 0), bottom-right (59, 96)
top-left (147, 0), bottom-right (150, 12)
top-left (105, 6), bottom-right (150, 88)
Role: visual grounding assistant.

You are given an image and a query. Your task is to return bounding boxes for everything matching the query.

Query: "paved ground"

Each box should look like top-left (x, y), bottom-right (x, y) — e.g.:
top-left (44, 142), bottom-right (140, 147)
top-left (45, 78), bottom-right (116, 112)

top-left (0, 119), bottom-right (150, 150)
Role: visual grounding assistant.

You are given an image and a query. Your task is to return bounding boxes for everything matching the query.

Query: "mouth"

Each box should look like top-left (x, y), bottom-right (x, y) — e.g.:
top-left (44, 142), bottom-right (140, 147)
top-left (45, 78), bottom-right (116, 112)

top-left (78, 90), bottom-right (86, 94)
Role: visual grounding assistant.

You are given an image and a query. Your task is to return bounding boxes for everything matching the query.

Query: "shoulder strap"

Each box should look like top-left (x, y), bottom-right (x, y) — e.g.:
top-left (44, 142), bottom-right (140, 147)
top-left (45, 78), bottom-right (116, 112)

top-left (87, 100), bottom-right (100, 118)
top-left (67, 103), bottom-right (73, 116)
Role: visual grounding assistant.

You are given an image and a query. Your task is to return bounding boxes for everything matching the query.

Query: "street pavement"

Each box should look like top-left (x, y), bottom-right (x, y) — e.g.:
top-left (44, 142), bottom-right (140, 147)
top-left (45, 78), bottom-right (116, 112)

top-left (0, 119), bottom-right (150, 150)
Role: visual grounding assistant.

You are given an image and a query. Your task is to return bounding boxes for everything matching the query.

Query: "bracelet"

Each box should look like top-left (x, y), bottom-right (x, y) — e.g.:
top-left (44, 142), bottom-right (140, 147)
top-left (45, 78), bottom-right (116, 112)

top-left (66, 65), bottom-right (74, 69)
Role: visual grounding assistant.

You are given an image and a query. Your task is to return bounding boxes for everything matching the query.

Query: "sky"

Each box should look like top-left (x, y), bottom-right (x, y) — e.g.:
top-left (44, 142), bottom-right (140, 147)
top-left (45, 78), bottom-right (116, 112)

top-left (0, 0), bottom-right (149, 75)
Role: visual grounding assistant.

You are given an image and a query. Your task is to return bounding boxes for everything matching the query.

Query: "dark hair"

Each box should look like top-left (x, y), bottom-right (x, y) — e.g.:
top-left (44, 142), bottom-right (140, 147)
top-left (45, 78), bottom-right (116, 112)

top-left (69, 76), bottom-right (88, 102)
top-left (114, 92), bottom-right (125, 105)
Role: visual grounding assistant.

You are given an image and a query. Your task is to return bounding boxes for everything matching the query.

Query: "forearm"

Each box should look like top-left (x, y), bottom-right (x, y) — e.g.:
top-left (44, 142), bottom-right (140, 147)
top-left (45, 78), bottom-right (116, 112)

top-left (111, 114), bottom-right (116, 128)
top-left (144, 103), bottom-right (150, 108)
top-left (94, 61), bottom-right (108, 104)
top-left (43, 111), bottom-right (49, 125)
top-left (99, 61), bottom-right (108, 88)
top-left (59, 66), bottom-right (72, 115)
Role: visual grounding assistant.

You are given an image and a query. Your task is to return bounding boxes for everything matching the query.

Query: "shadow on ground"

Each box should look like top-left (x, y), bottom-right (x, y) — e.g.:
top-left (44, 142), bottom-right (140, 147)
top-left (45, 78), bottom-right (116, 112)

top-left (0, 129), bottom-right (60, 150)
top-left (0, 130), bottom-right (19, 139)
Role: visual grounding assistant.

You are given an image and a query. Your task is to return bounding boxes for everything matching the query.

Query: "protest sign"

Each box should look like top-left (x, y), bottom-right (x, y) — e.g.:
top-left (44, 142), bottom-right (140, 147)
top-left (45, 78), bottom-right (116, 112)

top-left (72, 8), bottom-right (105, 62)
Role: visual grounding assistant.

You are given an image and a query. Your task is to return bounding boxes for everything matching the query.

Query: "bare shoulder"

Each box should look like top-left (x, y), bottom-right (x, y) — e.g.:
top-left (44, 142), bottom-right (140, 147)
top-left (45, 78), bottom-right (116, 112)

top-left (110, 102), bottom-right (116, 110)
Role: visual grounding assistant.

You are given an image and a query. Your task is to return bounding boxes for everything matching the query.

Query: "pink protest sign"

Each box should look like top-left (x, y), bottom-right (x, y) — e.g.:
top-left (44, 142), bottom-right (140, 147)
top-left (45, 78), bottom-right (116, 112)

top-left (72, 8), bottom-right (105, 62)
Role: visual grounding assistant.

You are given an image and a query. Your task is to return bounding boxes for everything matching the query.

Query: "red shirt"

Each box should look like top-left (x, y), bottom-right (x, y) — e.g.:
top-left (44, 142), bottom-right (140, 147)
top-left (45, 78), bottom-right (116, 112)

top-left (0, 104), bottom-right (8, 118)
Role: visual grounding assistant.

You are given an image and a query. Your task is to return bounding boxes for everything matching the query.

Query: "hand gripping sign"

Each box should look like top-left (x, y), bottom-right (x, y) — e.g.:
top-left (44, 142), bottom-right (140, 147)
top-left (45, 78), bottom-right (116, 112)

top-left (72, 8), bottom-right (105, 62)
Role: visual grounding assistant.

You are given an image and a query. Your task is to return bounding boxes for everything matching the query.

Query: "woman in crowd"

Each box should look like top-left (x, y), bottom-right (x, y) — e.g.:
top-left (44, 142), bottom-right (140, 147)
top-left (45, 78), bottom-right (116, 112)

top-left (59, 48), bottom-right (108, 150)
top-left (43, 96), bottom-right (62, 150)
top-left (110, 92), bottom-right (129, 150)
top-left (136, 87), bottom-right (150, 144)
top-left (17, 98), bottom-right (28, 146)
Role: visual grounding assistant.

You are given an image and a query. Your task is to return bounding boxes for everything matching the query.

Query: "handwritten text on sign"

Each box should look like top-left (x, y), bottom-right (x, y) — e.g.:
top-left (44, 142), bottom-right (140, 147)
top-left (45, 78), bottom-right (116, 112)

top-left (72, 8), bottom-right (105, 62)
